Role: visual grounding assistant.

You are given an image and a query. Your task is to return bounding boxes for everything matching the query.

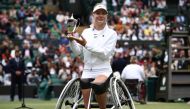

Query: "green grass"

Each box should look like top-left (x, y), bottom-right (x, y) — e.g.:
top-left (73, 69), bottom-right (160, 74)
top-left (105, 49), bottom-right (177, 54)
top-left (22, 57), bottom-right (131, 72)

top-left (0, 99), bottom-right (56, 109)
top-left (0, 98), bottom-right (189, 109)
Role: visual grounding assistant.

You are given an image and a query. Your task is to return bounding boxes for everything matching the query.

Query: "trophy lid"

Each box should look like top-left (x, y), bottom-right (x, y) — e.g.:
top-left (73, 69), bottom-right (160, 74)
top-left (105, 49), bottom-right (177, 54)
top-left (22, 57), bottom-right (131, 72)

top-left (67, 14), bottom-right (77, 22)
top-left (70, 14), bottom-right (74, 20)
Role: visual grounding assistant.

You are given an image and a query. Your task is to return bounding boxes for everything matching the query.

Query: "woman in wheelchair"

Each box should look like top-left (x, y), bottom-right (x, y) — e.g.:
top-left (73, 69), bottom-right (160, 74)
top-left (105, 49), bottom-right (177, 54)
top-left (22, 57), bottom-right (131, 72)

top-left (66, 3), bottom-right (117, 109)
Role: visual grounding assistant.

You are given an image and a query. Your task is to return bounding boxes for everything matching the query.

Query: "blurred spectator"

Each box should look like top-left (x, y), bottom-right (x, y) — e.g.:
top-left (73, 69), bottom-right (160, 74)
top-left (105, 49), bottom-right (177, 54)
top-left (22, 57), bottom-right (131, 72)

top-left (1, 47), bottom-right (11, 80)
top-left (151, 46), bottom-right (165, 72)
top-left (178, 0), bottom-right (186, 13)
top-left (0, 64), bottom-right (4, 85)
top-left (187, 50), bottom-right (190, 69)
top-left (112, 52), bottom-right (128, 74)
top-left (151, 0), bottom-right (166, 9)
top-left (38, 43), bottom-right (48, 55)
top-left (177, 49), bottom-right (188, 69)
top-left (56, 10), bottom-right (64, 23)
top-left (38, 65), bottom-right (53, 100)
top-left (121, 56), bottom-right (145, 82)
top-left (176, 13), bottom-right (185, 24)
top-left (1, 48), bottom-right (11, 65)
top-left (71, 66), bottom-right (81, 79)
top-left (33, 56), bottom-right (43, 75)
top-left (10, 45), bottom-right (20, 58)
top-left (58, 62), bottom-right (71, 83)
top-left (157, 0), bottom-right (166, 9)
top-left (17, 6), bottom-right (26, 21)
top-left (27, 68), bottom-right (39, 85)
top-left (121, 56), bottom-right (146, 104)
top-left (50, 23), bottom-right (61, 40)
top-left (186, 0), bottom-right (190, 10)
top-left (124, 0), bottom-right (132, 7)
top-left (22, 40), bottom-right (34, 64)
top-left (112, 0), bottom-right (119, 12)
top-left (150, 62), bottom-right (157, 76)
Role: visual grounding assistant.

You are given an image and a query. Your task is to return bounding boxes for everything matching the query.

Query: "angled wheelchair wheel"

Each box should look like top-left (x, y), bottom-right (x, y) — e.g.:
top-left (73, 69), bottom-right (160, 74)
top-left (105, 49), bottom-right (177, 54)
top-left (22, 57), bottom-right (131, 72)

top-left (55, 78), bottom-right (82, 109)
top-left (110, 77), bottom-right (136, 109)
top-left (105, 85), bottom-right (117, 109)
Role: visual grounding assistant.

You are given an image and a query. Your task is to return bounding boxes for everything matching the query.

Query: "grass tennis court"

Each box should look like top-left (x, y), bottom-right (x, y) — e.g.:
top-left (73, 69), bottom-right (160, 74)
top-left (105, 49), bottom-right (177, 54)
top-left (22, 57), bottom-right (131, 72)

top-left (0, 98), bottom-right (189, 109)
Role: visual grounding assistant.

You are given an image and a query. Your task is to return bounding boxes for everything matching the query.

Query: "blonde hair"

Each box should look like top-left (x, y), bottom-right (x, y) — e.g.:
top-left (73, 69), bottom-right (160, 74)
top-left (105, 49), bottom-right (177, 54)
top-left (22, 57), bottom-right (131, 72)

top-left (130, 56), bottom-right (138, 63)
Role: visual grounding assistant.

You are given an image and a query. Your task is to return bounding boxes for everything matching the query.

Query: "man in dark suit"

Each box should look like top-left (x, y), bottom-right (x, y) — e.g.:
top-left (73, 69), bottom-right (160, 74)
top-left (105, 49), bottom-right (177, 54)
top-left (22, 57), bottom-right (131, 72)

top-left (8, 49), bottom-right (25, 101)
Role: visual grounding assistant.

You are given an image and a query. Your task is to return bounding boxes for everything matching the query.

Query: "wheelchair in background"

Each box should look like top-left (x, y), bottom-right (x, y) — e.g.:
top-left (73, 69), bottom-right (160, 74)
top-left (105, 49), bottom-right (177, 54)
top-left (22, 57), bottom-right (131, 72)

top-left (124, 79), bottom-right (147, 104)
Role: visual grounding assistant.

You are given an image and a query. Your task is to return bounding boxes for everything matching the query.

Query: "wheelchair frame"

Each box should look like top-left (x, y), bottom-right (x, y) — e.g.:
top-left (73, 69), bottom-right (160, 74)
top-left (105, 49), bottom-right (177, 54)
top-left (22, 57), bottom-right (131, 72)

top-left (55, 75), bottom-right (136, 109)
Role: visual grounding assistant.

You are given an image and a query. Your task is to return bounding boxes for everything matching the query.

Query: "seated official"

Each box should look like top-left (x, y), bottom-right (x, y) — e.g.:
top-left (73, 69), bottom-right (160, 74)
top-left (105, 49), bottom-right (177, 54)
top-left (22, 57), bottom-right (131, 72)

top-left (121, 56), bottom-right (146, 104)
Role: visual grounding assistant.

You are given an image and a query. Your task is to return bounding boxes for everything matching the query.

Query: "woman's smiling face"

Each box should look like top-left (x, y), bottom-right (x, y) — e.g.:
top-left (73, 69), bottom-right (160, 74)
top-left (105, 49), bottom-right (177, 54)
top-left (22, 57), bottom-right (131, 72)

top-left (93, 9), bottom-right (107, 24)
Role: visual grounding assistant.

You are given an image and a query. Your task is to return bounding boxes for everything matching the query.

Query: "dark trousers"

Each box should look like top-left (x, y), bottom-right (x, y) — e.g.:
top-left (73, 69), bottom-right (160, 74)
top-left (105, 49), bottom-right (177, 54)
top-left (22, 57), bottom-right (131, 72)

top-left (139, 82), bottom-right (146, 101)
top-left (10, 76), bottom-right (22, 101)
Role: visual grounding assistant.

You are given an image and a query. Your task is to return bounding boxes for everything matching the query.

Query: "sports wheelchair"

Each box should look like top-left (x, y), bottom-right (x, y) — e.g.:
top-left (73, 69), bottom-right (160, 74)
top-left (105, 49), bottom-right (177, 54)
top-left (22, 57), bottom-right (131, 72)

top-left (55, 73), bottom-right (136, 109)
top-left (124, 79), bottom-right (147, 104)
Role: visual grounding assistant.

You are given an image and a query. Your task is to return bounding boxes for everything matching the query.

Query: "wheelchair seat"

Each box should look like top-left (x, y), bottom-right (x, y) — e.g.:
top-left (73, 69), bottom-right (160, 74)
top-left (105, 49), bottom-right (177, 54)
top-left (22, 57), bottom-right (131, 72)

top-left (124, 79), bottom-right (147, 104)
top-left (124, 79), bottom-right (139, 97)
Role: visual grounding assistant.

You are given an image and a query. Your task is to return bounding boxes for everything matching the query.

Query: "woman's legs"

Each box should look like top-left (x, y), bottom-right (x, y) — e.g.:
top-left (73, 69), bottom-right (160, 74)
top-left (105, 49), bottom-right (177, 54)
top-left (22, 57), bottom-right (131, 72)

top-left (81, 88), bottom-right (91, 109)
top-left (92, 75), bottom-right (108, 109)
top-left (95, 92), bottom-right (107, 109)
top-left (80, 75), bottom-right (109, 109)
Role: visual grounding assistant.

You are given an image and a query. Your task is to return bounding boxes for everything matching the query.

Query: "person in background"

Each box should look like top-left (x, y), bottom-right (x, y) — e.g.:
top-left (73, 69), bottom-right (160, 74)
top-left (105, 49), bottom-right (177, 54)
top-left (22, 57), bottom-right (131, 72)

top-left (0, 63), bottom-right (4, 85)
top-left (8, 49), bottom-right (25, 101)
top-left (27, 68), bottom-right (39, 85)
top-left (121, 56), bottom-right (146, 104)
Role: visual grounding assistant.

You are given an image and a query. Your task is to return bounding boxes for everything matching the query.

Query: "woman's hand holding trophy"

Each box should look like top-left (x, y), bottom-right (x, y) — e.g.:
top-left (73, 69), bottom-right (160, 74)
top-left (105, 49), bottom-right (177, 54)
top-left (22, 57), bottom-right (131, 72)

top-left (66, 14), bottom-right (86, 46)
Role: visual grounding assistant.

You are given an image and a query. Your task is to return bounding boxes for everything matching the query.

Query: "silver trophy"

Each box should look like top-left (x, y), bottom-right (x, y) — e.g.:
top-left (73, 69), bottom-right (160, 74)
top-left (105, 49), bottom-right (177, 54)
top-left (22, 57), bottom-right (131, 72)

top-left (66, 14), bottom-right (79, 34)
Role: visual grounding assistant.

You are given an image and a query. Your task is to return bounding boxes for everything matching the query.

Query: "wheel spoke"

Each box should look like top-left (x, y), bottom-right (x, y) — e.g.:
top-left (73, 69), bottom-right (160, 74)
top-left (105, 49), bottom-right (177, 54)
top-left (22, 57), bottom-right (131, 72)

top-left (110, 77), bottom-right (136, 109)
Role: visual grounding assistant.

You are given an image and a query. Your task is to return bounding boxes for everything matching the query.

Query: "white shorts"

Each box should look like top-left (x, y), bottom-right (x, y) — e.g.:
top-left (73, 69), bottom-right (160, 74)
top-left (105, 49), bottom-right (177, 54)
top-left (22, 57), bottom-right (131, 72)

top-left (81, 68), bottom-right (112, 79)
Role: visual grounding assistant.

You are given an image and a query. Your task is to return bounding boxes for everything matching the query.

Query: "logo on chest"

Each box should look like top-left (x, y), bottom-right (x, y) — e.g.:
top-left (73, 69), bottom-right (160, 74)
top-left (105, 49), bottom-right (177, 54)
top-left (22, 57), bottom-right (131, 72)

top-left (93, 34), bottom-right (104, 38)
